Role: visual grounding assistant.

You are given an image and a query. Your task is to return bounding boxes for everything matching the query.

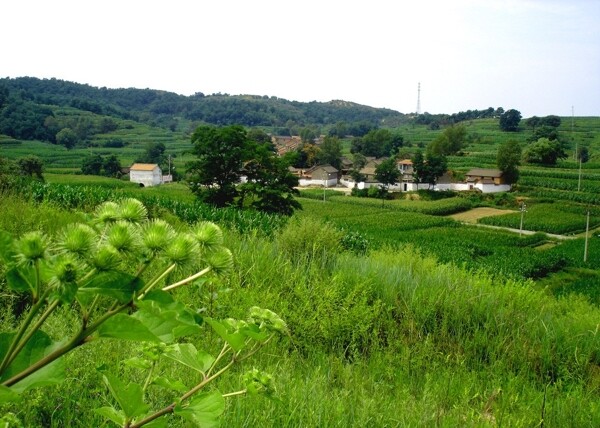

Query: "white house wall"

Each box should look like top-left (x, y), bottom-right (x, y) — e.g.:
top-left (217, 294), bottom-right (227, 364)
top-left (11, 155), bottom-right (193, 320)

top-left (130, 169), bottom-right (162, 187)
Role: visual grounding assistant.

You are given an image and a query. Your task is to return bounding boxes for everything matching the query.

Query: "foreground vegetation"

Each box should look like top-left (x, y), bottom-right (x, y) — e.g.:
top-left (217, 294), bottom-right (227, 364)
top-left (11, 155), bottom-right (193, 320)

top-left (1, 185), bottom-right (599, 426)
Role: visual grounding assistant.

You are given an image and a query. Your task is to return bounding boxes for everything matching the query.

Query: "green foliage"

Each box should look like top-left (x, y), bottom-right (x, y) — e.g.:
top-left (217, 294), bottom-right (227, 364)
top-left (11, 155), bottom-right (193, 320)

top-left (188, 124), bottom-right (300, 215)
top-left (523, 137), bottom-right (567, 165)
top-left (0, 198), bottom-right (285, 427)
top-left (499, 108), bottom-right (522, 132)
top-left (15, 156), bottom-right (44, 181)
top-left (55, 127), bottom-right (79, 149)
top-left (496, 140), bottom-right (521, 184)
top-left (428, 124), bottom-right (468, 156)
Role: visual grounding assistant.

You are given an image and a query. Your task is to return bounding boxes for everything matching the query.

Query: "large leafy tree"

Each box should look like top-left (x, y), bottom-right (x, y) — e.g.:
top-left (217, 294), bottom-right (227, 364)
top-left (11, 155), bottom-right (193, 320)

top-left (55, 127), bottom-right (78, 149)
top-left (16, 155), bottom-right (44, 180)
top-left (428, 124), bottom-right (467, 156)
top-left (523, 137), bottom-right (567, 166)
top-left (137, 142), bottom-right (166, 165)
top-left (499, 109), bottom-right (522, 132)
top-left (375, 158), bottom-right (400, 206)
top-left (187, 125), bottom-right (300, 215)
top-left (239, 143), bottom-right (300, 215)
top-left (351, 129), bottom-right (403, 158)
top-left (317, 136), bottom-right (343, 169)
top-left (413, 151), bottom-right (447, 189)
top-left (81, 154), bottom-right (104, 175)
top-left (496, 140), bottom-right (522, 184)
top-left (187, 125), bottom-right (247, 207)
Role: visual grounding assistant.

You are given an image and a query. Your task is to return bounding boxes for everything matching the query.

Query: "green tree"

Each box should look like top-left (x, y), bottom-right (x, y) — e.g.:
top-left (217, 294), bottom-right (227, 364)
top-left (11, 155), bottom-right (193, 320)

top-left (239, 144), bottom-right (300, 215)
top-left (81, 154), bottom-right (104, 175)
top-left (413, 151), bottom-right (447, 189)
top-left (317, 136), bottom-right (342, 169)
top-left (375, 158), bottom-right (400, 206)
top-left (16, 156), bottom-right (44, 180)
top-left (428, 124), bottom-right (467, 156)
top-left (496, 140), bottom-right (522, 184)
top-left (523, 138), bottom-right (567, 166)
top-left (103, 154), bottom-right (122, 178)
top-left (55, 127), bottom-right (79, 149)
top-left (577, 145), bottom-right (590, 163)
top-left (187, 125), bottom-right (247, 207)
top-left (138, 142), bottom-right (166, 165)
top-left (499, 109), bottom-right (522, 132)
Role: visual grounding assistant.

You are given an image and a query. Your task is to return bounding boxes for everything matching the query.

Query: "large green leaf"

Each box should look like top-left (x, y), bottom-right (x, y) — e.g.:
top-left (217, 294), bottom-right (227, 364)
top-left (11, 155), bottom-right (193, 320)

top-left (5, 266), bottom-right (33, 293)
top-left (94, 406), bottom-right (126, 426)
top-left (204, 318), bottom-right (245, 352)
top-left (152, 376), bottom-right (188, 393)
top-left (174, 390), bottom-right (225, 427)
top-left (97, 314), bottom-right (161, 342)
top-left (0, 385), bottom-right (20, 404)
top-left (0, 230), bottom-right (15, 263)
top-left (77, 271), bottom-right (144, 305)
top-left (134, 299), bottom-right (201, 343)
top-left (102, 372), bottom-right (149, 420)
top-left (0, 330), bottom-right (66, 393)
top-left (163, 343), bottom-right (214, 374)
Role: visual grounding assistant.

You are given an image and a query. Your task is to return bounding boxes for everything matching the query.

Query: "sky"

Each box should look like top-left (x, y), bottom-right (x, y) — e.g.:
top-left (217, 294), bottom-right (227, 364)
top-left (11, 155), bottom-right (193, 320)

top-left (2, 0), bottom-right (599, 118)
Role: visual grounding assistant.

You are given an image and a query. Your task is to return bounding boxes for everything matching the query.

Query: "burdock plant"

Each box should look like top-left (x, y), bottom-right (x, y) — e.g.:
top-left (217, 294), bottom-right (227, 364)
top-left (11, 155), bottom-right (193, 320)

top-left (0, 198), bottom-right (286, 427)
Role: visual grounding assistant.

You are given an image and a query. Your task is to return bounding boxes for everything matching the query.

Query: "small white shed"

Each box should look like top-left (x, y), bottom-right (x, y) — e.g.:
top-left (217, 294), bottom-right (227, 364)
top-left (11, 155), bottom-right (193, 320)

top-left (129, 163), bottom-right (162, 187)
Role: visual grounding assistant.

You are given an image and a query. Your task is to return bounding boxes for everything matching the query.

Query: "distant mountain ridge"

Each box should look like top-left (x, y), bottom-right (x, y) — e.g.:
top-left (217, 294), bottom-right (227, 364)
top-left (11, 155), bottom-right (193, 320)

top-left (0, 76), bottom-right (407, 129)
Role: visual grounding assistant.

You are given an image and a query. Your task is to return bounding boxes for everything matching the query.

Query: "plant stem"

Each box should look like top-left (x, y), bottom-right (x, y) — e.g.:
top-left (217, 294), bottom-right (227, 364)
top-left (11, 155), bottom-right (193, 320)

top-left (129, 358), bottom-right (236, 428)
top-left (137, 263), bottom-right (176, 299)
top-left (2, 300), bottom-right (131, 387)
top-left (0, 288), bottom-right (51, 374)
top-left (162, 266), bottom-right (211, 292)
top-left (222, 389), bottom-right (247, 398)
top-left (6, 299), bottom-right (60, 367)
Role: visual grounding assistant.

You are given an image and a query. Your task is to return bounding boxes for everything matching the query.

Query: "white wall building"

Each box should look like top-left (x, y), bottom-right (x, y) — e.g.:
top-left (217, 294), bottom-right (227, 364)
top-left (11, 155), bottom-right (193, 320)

top-left (129, 163), bottom-right (162, 187)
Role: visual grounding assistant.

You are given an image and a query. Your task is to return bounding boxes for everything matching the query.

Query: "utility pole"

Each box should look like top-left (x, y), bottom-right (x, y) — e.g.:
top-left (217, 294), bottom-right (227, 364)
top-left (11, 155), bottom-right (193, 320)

top-left (416, 82), bottom-right (421, 115)
top-left (584, 210), bottom-right (590, 263)
top-left (572, 106), bottom-right (576, 161)
top-left (578, 155), bottom-right (582, 191)
top-left (519, 202), bottom-right (527, 237)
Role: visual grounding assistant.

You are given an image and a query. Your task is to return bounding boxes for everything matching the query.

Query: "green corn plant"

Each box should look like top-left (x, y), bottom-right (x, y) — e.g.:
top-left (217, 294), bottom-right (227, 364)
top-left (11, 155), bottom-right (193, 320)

top-left (0, 198), bottom-right (287, 427)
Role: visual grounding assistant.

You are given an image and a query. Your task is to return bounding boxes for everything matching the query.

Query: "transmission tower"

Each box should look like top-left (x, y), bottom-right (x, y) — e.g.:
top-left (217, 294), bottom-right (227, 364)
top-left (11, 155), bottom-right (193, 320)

top-left (416, 82), bottom-right (421, 115)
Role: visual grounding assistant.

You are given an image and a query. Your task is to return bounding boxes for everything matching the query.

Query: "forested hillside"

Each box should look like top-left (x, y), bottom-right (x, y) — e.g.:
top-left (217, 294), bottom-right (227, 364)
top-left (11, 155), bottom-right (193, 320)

top-left (0, 77), bottom-right (406, 139)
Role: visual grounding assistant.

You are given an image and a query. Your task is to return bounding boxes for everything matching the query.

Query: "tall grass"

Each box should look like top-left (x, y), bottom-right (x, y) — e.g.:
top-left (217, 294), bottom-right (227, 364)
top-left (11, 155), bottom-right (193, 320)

top-left (1, 196), bottom-right (599, 426)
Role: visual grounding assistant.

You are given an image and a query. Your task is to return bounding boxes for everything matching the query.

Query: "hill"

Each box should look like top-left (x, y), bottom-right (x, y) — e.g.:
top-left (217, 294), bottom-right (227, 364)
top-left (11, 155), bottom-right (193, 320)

top-left (0, 76), bottom-right (406, 134)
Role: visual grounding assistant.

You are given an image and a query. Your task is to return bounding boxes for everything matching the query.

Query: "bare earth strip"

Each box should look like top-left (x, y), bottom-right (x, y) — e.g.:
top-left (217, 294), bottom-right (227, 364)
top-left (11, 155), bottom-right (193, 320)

top-left (450, 207), bottom-right (515, 224)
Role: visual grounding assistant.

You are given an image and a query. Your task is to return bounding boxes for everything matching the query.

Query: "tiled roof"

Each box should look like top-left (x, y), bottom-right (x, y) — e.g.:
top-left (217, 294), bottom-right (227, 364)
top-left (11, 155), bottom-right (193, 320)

top-left (130, 163), bottom-right (159, 171)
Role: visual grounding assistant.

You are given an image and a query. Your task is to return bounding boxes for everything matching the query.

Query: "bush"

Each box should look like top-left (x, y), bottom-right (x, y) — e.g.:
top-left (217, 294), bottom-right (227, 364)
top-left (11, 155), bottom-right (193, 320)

top-left (276, 217), bottom-right (342, 267)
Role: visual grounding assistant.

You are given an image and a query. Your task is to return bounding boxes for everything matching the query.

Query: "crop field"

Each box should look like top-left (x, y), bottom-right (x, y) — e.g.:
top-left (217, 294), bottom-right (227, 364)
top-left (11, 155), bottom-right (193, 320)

top-left (478, 202), bottom-right (600, 235)
top-left (296, 196), bottom-right (593, 282)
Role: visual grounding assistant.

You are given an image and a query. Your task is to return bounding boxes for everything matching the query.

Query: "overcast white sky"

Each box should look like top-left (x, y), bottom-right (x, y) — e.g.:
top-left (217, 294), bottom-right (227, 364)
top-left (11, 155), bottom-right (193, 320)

top-left (2, 0), bottom-right (599, 117)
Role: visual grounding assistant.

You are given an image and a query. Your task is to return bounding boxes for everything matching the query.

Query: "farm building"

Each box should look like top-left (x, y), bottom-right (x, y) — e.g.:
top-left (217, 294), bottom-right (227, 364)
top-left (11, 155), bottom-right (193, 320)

top-left (129, 163), bottom-right (162, 187)
top-left (299, 165), bottom-right (339, 187)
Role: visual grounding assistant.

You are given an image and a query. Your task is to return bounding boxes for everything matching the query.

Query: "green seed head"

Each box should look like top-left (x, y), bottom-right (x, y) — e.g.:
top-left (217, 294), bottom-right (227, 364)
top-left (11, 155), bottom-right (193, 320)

top-left (106, 221), bottom-right (139, 255)
top-left (95, 201), bottom-right (120, 225)
top-left (165, 234), bottom-right (198, 266)
top-left (15, 231), bottom-right (48, 264)
top-left (118, 198), bottom-right (148, 223)
top-left (92, 245), bottom-right (121, 271)
top-left (192, 221), bottom-right (223, 252)
top-left (142, 219), bottom-right (175, 254)
top-left (57, 223), bottom-right (96, 258)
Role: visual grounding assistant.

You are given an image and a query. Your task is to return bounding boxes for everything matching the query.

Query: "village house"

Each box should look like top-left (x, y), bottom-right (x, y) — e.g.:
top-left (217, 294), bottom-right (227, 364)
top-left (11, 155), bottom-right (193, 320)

top-left (338, 157), bottom-right (511, 193)
top-left (299, 164), bottom-right (339, 187)
top-left (129, 163), bottom-right (162, 187)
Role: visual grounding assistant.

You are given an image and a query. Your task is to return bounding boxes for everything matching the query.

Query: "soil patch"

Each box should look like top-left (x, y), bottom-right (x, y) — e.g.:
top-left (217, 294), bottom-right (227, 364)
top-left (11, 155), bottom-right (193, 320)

top-left (450, 207), bottom-right (515, 223)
